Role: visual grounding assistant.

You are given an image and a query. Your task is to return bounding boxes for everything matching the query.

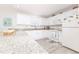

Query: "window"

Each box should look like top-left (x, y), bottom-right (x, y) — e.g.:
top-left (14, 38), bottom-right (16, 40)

top-left (3, 17), bottom-right (12, 27)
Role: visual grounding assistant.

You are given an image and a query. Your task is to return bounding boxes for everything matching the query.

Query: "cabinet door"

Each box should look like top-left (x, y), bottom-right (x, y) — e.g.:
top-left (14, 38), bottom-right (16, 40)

top-left (60, 28), bottom-right (79, 52)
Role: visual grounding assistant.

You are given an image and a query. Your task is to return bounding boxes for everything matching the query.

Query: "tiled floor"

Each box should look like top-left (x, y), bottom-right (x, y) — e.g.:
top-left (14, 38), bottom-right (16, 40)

top-left (0, 31), bottom-right (78, 54)
top-left (36, 38), bottom-right (77, 54)
top-left (0, 31), bottom-right (48, 54)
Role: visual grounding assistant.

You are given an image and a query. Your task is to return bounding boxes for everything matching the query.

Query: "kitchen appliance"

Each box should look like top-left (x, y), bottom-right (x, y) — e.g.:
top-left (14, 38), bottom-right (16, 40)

top-left (60, 7), bottom-right (79, 52)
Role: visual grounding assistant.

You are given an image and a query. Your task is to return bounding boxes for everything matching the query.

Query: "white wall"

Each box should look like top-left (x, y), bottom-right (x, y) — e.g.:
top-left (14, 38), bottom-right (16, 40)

top-left (0, 5), bottom-right (17, 31)
top-left (17, 13), bottom-right (47, 25)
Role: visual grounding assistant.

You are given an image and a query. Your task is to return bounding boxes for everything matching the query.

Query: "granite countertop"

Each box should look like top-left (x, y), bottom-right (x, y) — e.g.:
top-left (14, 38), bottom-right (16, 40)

top-left (7, 24), bottom-right (62, 31)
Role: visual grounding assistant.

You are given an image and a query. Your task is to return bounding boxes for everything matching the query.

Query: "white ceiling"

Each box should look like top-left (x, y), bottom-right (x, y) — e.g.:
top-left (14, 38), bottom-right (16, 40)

top-left (15, 4), bottom-right (77, 17)
top-left (0, 4), bottom-right (77, 17)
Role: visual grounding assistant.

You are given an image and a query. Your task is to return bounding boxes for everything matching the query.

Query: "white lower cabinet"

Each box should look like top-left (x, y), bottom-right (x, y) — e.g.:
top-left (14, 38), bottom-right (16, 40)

top-left (60, 28), bottom-right (79, 52)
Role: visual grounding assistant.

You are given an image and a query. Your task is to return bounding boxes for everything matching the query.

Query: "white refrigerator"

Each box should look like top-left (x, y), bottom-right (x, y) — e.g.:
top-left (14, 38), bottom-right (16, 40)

top-left (60, 7), bottom-right (79, 52)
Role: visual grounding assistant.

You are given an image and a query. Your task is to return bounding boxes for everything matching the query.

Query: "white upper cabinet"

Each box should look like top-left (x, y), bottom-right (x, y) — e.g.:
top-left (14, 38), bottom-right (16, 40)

top-left (62, 8), bottom-right (79, 27)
